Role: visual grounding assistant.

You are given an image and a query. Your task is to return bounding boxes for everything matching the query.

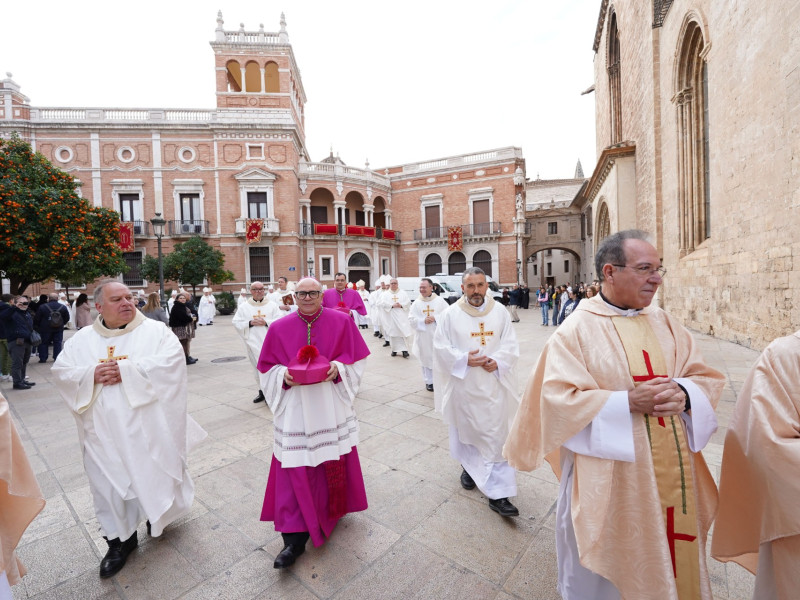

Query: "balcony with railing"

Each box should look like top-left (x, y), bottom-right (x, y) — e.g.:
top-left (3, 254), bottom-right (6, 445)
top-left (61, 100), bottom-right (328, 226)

top-left (120, 221), bottom-right (151, 236)
top-left (298, 160), bottom-right (391, 189)
top-left (413, 221), bottom-right (502, 245)
top-left (234, 217), bottom-right (280, 237)
top-left (168, 220), bottom-right (209, 236)
top-left (299, 222), bottom-right (401, 242)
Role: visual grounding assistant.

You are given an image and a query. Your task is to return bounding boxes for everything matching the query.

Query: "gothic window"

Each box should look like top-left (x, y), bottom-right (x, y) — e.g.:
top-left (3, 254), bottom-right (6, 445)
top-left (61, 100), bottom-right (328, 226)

top-left (245, 61), bottom-right (261, 92)
top-left (473, 250), bottom-right (492, 278)
top-left (265, 62), bottom-right (279, 93)
top-left (226, 61), bottom-right (242, 92)
top-left (596, 202), bottom-right (611, 243)
top-left (607, 11), bottom-right (622, 143)
top-left (448, 252), bottom-right (466, 275)
top-left (425, 253), bottom-right (442, 277)
top-left (676, 21), bottom-right (710, 252)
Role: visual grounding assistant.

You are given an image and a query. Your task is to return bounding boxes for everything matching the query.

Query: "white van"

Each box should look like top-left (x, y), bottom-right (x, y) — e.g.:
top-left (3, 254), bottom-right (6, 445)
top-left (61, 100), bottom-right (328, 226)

top-left (434, 273), bottom-right (503, 302)
top-left (395, 277), bottom-right (458, 304)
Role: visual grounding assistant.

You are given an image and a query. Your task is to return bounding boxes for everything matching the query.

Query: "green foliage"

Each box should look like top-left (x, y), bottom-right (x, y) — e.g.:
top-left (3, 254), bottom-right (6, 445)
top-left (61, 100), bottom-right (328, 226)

top-left (216, 291), bottom-right (236, 312)
top-left (139, 236), bottom-right (234, 298)
top-left (0, 134), bottom-right (127, 295)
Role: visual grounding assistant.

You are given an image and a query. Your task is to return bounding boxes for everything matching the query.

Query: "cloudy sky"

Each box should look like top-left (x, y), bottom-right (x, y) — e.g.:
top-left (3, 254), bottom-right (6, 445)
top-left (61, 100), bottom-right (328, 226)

top-left (2, 0), bottom-right (601, 179)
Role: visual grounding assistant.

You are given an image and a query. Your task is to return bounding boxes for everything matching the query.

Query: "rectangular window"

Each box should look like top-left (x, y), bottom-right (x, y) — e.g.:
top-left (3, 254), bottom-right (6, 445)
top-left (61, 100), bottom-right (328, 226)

top-left (382, 258), bottom-right (389, 275)
top-left (548, 222), bottom-right (558, 235)
top-left (122, 252), bottom-right (144, 287)
top-left (355, 210), bottom-right (365, 226)
top-left (180, 194), bottom-right (201, 221)
top-left (310, 206), bottom-right (328, 224)
top-left (547, 262), bottom-right (552, 276)
top-left (247, 192), bottom-right (268, 218)
top-left (249, 247), bottom-right (271, 282)
top-left (564, 260), bottom-right (570, 272)
top-left (424, 205), bottom-right (441, 238)
top-left (119, 193), bottom-right (138, 223)
top-left (472, 199), bottom-right (490, 234)
top-left (533, 264), bottom-right (538, 276)
top-left (321, 257), bottom-right (332, 277)
top-left (546, 249), bottom-right (552, 257)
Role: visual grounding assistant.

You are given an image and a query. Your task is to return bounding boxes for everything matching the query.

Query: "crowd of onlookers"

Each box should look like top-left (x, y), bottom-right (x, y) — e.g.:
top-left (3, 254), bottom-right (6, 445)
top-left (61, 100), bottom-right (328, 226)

top-left (535, 281), bottom-right (600, 326)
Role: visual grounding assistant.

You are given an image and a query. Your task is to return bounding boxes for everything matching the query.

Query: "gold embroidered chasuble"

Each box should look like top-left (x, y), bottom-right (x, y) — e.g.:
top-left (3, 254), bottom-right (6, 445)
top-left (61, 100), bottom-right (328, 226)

top-left (504, 296), bottom-right (725, 600)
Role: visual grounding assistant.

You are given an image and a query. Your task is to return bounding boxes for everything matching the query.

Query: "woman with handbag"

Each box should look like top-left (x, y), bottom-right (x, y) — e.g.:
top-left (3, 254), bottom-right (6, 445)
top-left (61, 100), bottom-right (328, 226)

top-left (169, 292), bottom-right (198, 365)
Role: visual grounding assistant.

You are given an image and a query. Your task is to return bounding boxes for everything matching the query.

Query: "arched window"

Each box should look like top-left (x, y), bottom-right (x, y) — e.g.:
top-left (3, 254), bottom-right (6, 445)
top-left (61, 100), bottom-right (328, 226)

top-left (473, 250), bottom-right (492, 278)
top-left (348, 252), bottom-right (371, 268)
top-left (425, 253), bottom-right (442, 277)
top-left (265, 62), bottom-right (279, 93)
top-left (226, 61), bottom-right (242, 92)
top-left (607, 11), bottom-right (622, 143)
top-left (675, 20), bottom-right (710, 252)
top-left (448, 252), bottom-right (466, 275)
top-left (245, 61), bottom-right (261, 92)
top-left (596, 202), bottom-right (611, 244)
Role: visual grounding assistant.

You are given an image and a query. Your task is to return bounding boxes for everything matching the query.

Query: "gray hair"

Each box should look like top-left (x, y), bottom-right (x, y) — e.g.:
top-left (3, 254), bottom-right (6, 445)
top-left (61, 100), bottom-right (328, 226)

top-left (461, 267), bottom-right (486, 282)
top-left (93, 279), bottom-right (125, 305)
top-left (48, 293), bottom-right (59, 301)
top-left (594, 229), bottom-right (652, 281)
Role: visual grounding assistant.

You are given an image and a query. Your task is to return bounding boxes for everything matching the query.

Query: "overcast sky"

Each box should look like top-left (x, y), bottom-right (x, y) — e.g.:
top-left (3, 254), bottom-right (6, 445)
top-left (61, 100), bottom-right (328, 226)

top-left (2, 0), bottom-right (600, 179)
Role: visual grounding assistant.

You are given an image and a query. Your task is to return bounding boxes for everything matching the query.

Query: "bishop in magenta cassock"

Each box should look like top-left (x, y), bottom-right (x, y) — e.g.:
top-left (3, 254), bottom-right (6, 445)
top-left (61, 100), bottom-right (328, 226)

top-left (258, 277), bottom-right (370, 568)
top-left (321, 272), bottom-right (367, 319)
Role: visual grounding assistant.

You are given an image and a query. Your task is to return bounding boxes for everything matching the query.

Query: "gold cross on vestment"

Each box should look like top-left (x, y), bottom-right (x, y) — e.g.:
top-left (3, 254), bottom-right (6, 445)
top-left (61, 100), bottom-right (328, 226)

top-left (422, 306), bottom-right (435, 317)
top-left (392, 295), bottom-right (399, 304)
top-left (253, 310), bottom-right (267, 320)
top-left (470, 322), bottom-right (494, 346)
top-left (99, 346), bottom-right (128, 363)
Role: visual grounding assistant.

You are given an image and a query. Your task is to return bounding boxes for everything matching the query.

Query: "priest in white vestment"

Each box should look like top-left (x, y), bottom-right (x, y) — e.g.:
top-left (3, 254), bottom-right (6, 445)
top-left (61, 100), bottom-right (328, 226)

top-left (197, 288), bottom-right (216, 326)
top-left (433, 268), bottom-right (520, 517)
top-left (504, 230), bottom-right (724, 600)
top-left (409, 277), bottom-right (449, 392)
top-left (237, 288), bottom-right (248, 306)
top-left (379, 278), bottom-right (413, 357)
top-left (355, 280), bottom-right (370, 329)
top-left (368, 278), bottom-right (388, 338)
top-left (51, 280), bottom-right (206, 579)
top-left (267, 276), bottom-right (294, 314)
top-left (233, 281), bottom-right (281, 404)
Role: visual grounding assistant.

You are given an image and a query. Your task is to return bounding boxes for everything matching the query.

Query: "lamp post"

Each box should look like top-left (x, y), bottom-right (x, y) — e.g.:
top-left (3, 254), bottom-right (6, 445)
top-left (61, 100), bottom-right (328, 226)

top-left (150, 213), bottom-right (167, 309)
top-left (516, 259), bottom-right (522, 285)
top-left (307, 257), bottom-right (314, 278)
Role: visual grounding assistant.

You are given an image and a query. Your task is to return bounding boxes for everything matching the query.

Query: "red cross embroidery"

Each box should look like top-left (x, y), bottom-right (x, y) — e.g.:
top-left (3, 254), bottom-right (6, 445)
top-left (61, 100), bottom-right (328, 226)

top-left (632, 349), bottom-right (668, 426)
top-left (666, 506), bottom-right (697, 578)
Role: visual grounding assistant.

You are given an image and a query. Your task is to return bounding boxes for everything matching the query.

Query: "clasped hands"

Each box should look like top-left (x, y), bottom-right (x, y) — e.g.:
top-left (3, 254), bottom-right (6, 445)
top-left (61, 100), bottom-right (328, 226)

top-left (467, 349), bottom-right (498, 373)
top-left (250, 317), bottom-right (267, 326)
top-left (628, 377), bottom-right (686, 417)
top-left (284, 362), bottom-right (338, 387)
top-left (94, 361), bottom-right (122, 387)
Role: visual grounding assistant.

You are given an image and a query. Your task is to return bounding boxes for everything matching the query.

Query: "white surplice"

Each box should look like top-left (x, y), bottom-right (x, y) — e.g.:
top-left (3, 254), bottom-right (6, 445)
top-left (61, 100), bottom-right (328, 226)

top-left (369, 288), bottom-right (385, 333)
top-left (433, 296), bottom-right (519, 499)
top-left (379, 288), bottom-right (413, 351)
top-left (232, 298), bottom-right (281, 387)
top-left (51, 312), bottom-right (206, 541)
top-left (409, 292), bottom-right (449, 385)
top-left (197, 294), bottom-right (216, 325)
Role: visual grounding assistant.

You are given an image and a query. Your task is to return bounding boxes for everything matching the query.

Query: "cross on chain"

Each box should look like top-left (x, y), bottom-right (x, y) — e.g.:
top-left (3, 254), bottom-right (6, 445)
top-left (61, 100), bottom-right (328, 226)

top-left (470, 322), bottom-right (494, 346)
top-left (666, 506), bottom-right (697, 578)
top-left (99, 346), bottom-right (128, 363)
top-left (422, 306), bottom-right (435, 317)
top-left (632, 350), bottom-right (668, 426)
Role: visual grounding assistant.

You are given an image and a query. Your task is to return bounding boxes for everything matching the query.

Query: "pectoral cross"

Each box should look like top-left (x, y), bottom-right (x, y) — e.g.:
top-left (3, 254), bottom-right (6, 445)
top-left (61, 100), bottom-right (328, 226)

top-left (392, 295), bottom-right (399, 304)
top-left (99, 346), bottom-right (128, 363)
top-left (633, 350), bottom-right (668, 426)
top-left (470, 322), bottom-right (494, 346)
top-left (422, 306), bottom-right (435, 317)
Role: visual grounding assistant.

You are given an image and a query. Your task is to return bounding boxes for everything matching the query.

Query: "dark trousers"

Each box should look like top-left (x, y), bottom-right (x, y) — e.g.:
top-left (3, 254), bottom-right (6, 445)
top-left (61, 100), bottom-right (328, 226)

top-left (38, 327), bottom-right (65, 361)
top-left (10, 341), bottom-right (31, 385)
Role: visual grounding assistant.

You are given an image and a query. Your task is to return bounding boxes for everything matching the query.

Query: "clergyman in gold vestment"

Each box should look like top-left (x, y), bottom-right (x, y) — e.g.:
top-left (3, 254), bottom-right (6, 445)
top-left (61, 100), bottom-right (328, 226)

top-left (504, 230), bottom-right (724, 600)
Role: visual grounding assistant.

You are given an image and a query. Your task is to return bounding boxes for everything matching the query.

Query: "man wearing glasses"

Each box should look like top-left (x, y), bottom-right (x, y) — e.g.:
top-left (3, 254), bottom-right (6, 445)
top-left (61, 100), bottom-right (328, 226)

top-left (505, 229), bottom-right (724, 600)
top-left (256, 278), bottom-right (370, 569)
top-left (0, 296), bottom-right (37, 390)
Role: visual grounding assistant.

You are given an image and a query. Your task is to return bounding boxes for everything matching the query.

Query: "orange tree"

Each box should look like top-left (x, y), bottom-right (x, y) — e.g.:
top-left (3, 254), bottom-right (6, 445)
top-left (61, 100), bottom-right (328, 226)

top-left (0, 134), bottom-right (127, 295)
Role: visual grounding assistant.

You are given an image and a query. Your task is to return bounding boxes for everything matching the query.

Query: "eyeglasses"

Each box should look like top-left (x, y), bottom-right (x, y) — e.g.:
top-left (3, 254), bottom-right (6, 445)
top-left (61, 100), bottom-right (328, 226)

top-left (17, 302), bottom-right (29, 306)
top-left (295, 291), bottom-right (321, 299)
top-left (612, 264), bottom-right (667, 277)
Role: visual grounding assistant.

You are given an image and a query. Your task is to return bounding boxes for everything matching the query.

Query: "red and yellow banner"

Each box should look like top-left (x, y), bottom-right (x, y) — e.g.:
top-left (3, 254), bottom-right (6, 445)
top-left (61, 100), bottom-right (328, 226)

top-left (447, 225), bottom-right (463, 251)
top-left (245, 218), bottom-right (264, 244)
top-left (119, 222), bottom-right (134, 252)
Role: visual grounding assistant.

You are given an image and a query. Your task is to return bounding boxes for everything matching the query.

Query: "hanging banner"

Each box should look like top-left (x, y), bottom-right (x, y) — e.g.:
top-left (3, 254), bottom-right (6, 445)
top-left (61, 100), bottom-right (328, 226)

top-left (245, 218), bottom-right (264, 244)
top-left (447, 225), bottom-right (463, 251)
top-left (119, 222), bottom-right (134, 252)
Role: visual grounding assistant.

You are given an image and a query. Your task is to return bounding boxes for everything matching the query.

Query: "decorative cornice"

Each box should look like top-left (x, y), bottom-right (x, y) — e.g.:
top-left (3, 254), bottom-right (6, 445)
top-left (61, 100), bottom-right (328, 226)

top-left (583, 142), bottom-right (636, 203)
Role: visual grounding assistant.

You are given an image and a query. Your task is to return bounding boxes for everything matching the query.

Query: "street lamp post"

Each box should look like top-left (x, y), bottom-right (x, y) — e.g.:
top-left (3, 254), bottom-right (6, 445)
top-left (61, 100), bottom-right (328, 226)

top-left (307, 257), bottom-right (314, 278)
top-left (150, 213), bottom-right (167, 310)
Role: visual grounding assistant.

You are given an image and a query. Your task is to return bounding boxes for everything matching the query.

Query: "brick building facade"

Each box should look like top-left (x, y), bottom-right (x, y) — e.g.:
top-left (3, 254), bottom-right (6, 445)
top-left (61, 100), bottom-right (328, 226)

top-left (0, 13), bottom-right (526, 296)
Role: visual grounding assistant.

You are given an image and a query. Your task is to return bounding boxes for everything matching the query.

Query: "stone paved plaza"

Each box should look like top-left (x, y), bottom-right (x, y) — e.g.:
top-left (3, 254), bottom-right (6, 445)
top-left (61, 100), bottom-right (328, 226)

top-left (5, 308), bottom-right (759, 599)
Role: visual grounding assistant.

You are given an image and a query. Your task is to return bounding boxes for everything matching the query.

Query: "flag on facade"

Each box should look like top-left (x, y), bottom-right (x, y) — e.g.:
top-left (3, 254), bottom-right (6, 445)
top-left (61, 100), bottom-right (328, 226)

top-left (447, 225), bottom-right (463, 251)
top-left (245, 218), bottom-right (264, 244)
top-left (119, 222), bottom-right (134, 252)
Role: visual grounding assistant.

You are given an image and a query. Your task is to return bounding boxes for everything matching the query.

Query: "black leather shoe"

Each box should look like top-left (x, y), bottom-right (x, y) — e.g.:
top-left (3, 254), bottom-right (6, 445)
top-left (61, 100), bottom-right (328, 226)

top-left (273, 543), bottom-right (306, 568)
top-left (373, 331), bottom-right (380, 337)
top-left (383, 341), bottom-right (390, 347)
top-left (186, 357), bottom-right (198, 365)
top-left (253, 391), bottom-right (265, 403)
top-left (460, 468), bottom-right (476, 490)
top-left (391, 352), bottom-right (397, 357)
top-left (99, 531), bottom-right (138, 578)
top-left (425, 384), bottom-right (434, 392)
top-left (488, 497), bottom-right (519, 517)
top-left (402, 351), bottom-right (409, 358)
top-left (24, 381), bottom-right (35, 386)
top-left (13, 383), bottom-right (31, 390)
